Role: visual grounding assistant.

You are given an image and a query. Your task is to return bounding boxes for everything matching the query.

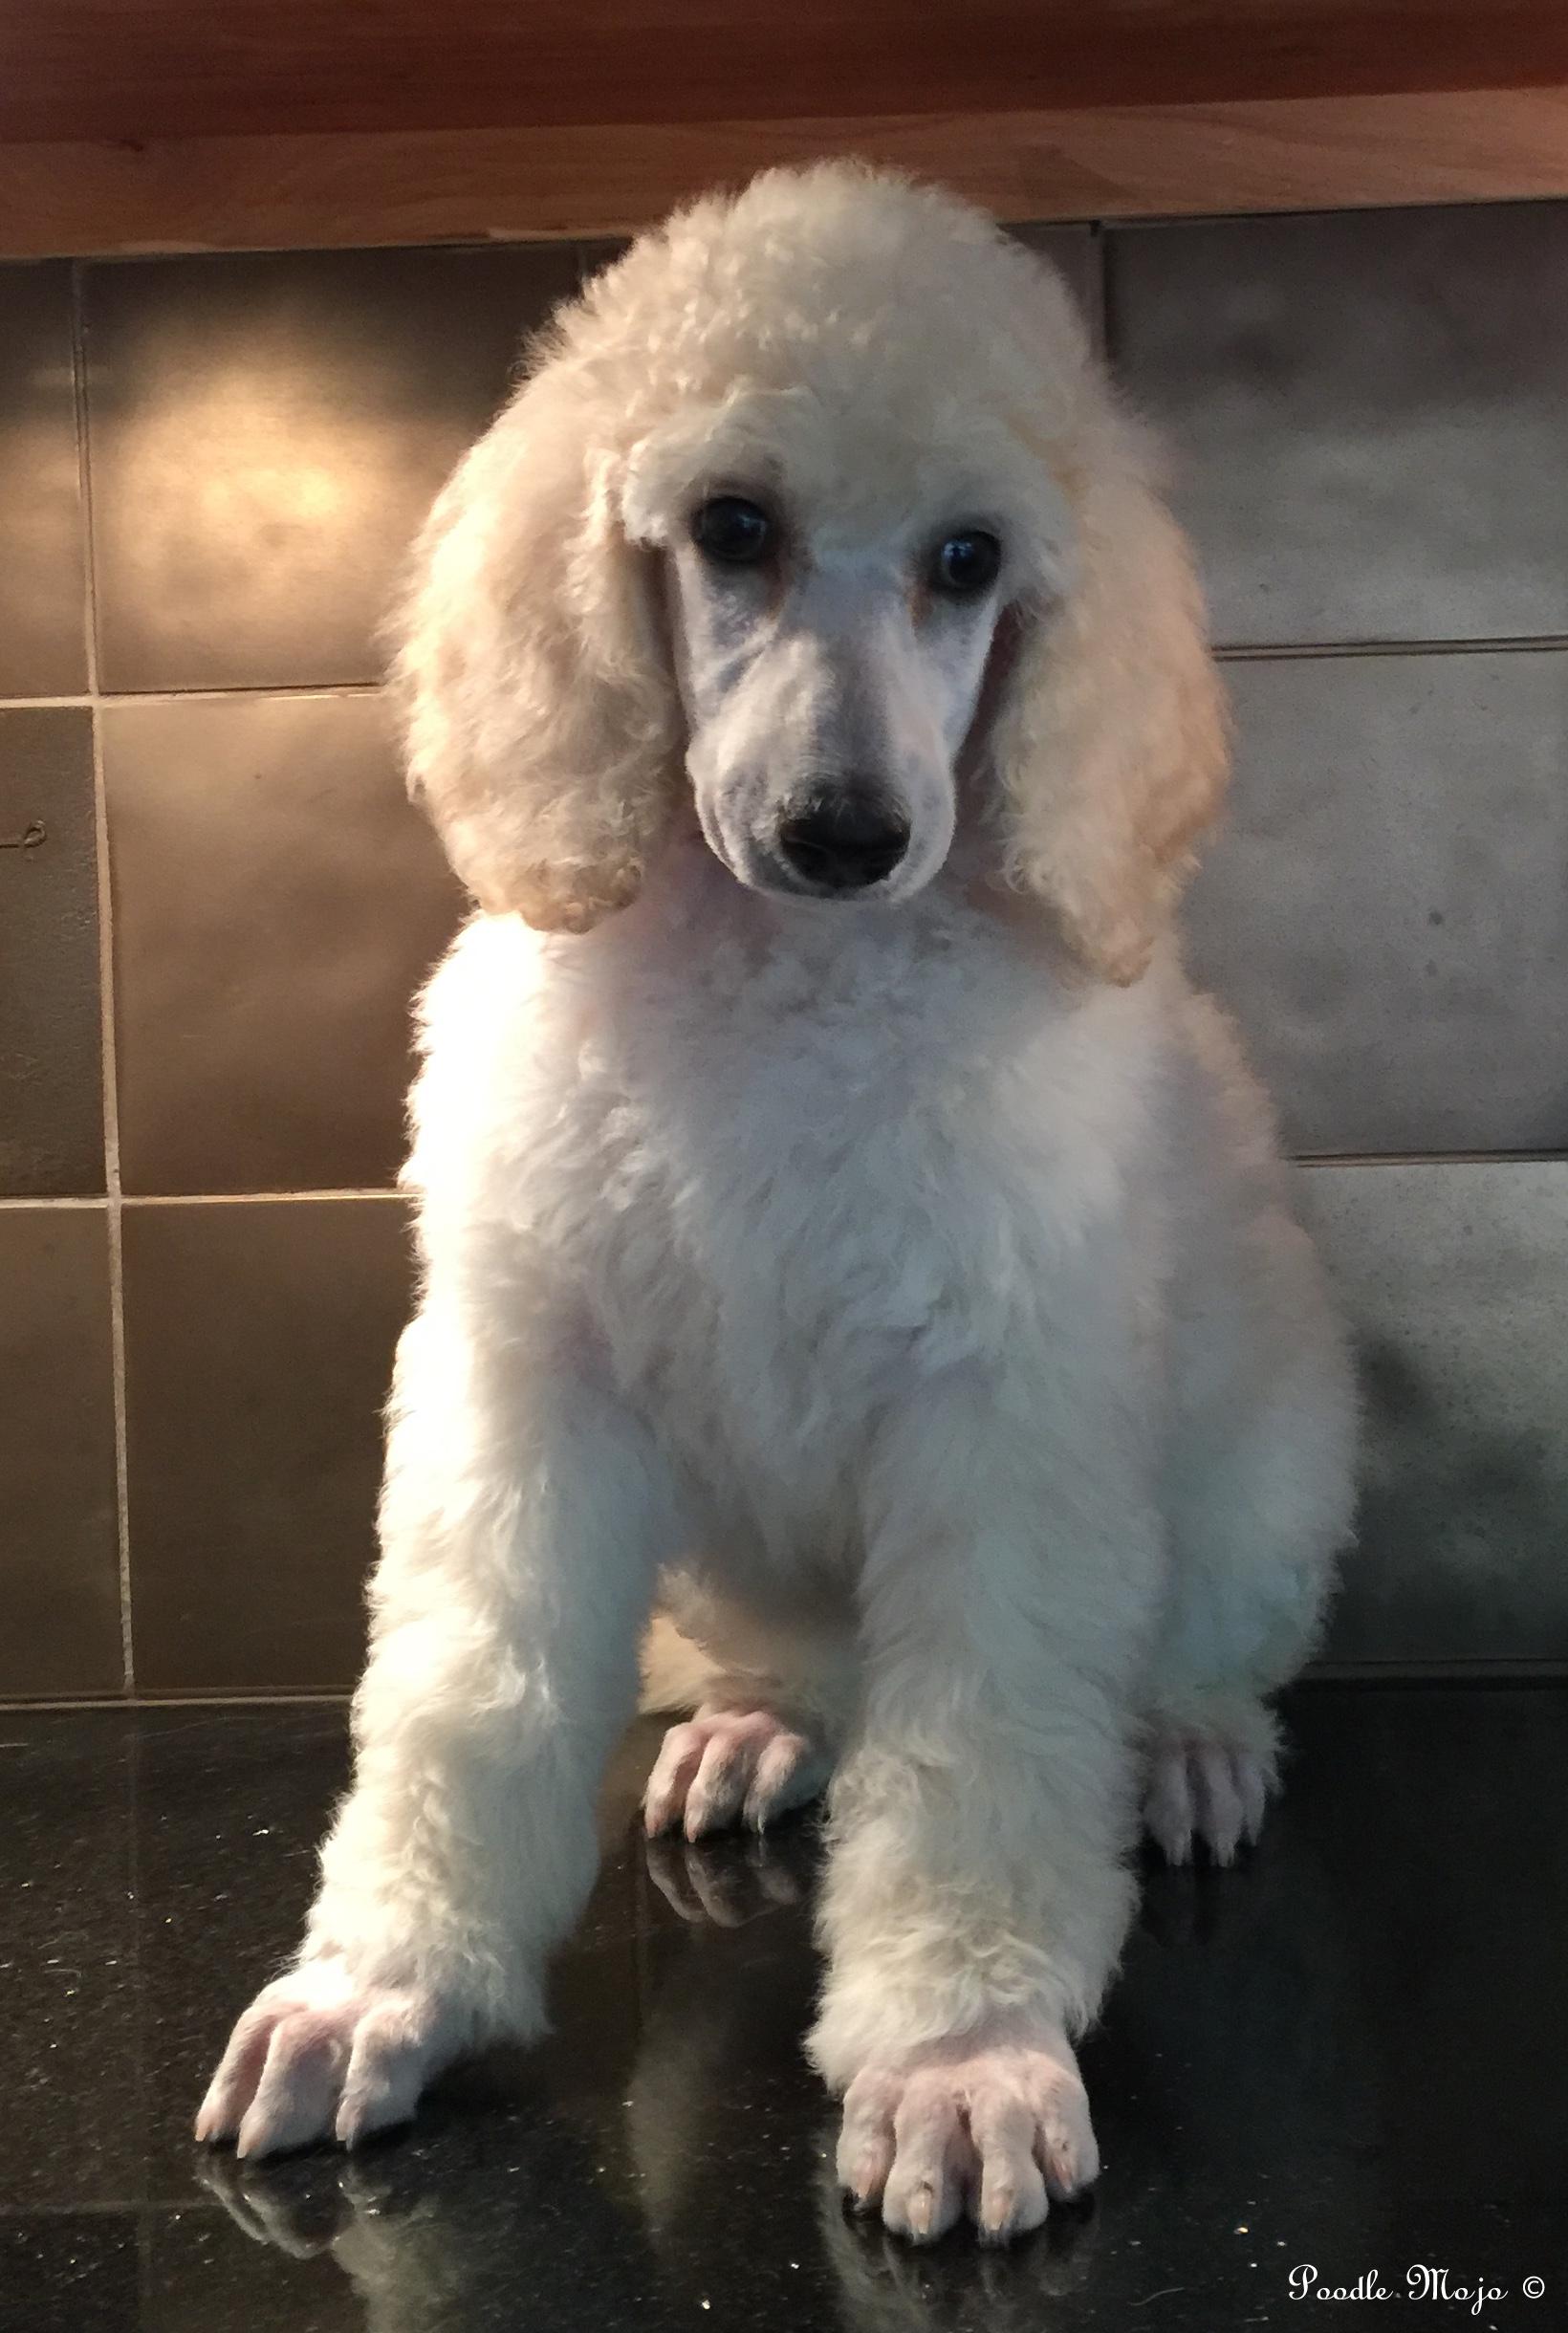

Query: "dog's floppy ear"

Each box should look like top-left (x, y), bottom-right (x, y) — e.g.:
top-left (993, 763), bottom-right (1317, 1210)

top-left (390, 361), bottom-right (682, 933)
top-left (987, 430), bottom-right (1230, 986)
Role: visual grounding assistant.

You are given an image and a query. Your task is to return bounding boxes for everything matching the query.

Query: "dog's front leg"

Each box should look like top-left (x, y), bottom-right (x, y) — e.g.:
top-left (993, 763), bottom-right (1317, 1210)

top-left (197, 1308), bottom-right (679, 2158)
top-left (810, 1365), bottom-right (1159, 2245)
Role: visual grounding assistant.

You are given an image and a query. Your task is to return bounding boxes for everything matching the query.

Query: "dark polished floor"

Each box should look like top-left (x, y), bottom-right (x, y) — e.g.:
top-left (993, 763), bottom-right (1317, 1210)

top-left (4, 1685), bottom-right (1566, 2330)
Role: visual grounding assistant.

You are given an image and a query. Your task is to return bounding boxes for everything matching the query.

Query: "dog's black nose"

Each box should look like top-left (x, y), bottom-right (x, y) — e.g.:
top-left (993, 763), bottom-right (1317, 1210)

top-left (776, 790), bottom-right (911, 891)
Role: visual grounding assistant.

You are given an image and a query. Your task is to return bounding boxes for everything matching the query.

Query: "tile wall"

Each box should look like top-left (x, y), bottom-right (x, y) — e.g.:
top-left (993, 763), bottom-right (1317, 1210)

top-left (1, 207), bottom-right (1563, 1697)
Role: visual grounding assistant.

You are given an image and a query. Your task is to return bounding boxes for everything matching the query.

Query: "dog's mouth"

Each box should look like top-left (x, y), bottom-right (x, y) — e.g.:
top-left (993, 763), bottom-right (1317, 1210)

top-left (723, 841), bottom-right (921, 908)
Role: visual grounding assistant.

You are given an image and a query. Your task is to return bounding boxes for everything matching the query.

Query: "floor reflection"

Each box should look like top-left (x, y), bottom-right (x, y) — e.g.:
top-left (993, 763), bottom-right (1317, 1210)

top-left (9, 1690), bottom-right (1565, 2332)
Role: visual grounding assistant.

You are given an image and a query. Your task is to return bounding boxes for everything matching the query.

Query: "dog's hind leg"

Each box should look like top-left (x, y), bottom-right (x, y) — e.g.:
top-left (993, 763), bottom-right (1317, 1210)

top-left (1147, 1213), bottom-right (1358, 1865)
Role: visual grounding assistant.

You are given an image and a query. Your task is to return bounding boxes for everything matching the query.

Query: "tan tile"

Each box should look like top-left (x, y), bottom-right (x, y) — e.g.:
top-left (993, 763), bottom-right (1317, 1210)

top-left (0, 262), bottom-right (88, 697)
top-left (84, 243), bottom-right (581, 692)
top-left (105, 690), bottom-right (464, 1196)
top-left (0, 707), bottom-right (105, 1196)
top-left (0, 1207), bottom-right (121, 1696)
top-left (124, 1196), bottom-right (412, 1693)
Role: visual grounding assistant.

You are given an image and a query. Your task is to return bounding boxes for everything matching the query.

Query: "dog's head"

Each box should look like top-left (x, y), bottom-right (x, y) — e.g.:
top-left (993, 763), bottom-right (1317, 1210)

top-left (393, 162), bottom-right (1228, 984)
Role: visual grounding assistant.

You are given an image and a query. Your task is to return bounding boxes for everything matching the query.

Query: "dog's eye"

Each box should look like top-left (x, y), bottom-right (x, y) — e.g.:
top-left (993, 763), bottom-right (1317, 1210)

top-left (691, 495), bottom-right (773, 566)
top-left (929, 531), bottom-right (1002, 598)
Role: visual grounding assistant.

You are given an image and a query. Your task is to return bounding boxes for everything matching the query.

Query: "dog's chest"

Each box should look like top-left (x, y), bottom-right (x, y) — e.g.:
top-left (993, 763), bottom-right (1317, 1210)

top-left (540, 896), bottom-right (1134, 1515)
top-left (584, 963), bottom-right (994, 1343)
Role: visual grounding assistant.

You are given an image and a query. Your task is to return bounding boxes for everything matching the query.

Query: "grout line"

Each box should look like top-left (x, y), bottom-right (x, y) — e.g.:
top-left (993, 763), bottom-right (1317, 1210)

top-left (103, 678), bottom-right (384, 706)
top-left (8, 1161), bottom-right (1565, 1210)
top-left (74, 260), bottom-right (136, 1703)
top-left (9, 648), bottom-right (1568, 714)
top-left (11, 648), bottom-right (1568, 707)
top-left (2, 681), bottom-right (384, 704)
top-left (120, 1187), bottom-right (406, 1206)
top-left (70, 262), bottom-right (99, 700)
top-left (1296, 1148), bottom-right (1568, 1170)
top-left (9, 661), bottom-right (1568, 713)
top-left (94, 720), bottom-right (134, 1702)
top-left (0, 1194), bottom-right (108, 1210)
top-left (0, 1690), bottom-right (351, 1712)
top-left (0, 680), bottom-right (383, 710)
top-left (1215, 635), bottom-right (1568, 664)
top-left (0, 1188), bottom-right (406, 1210)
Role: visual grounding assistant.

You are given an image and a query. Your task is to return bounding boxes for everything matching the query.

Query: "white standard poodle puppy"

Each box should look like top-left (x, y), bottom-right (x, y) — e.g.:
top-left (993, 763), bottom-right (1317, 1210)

top-left (198, 161), bottom-right (1357, 2243)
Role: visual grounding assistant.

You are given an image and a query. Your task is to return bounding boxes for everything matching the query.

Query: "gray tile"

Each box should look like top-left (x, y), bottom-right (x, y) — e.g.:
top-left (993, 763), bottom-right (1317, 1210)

top-left (1296, 1160), bottom-right (1568, 1667)
top-left (1111, 204), bottom-right (1568, 646)
top-left (104, 689), bottom-right (463, 1196)
top-left (0, 1206), bottom-right (122, 1698)
top-left (1186, 648), bottom-right (1568, 1156)
top-left (84, 243), bottom-right (581, 693)
top-left (0, 706), bottom-right (104, 1195)
top-left (0, 263), bottom-right (88, 696)
top-left (123, 1195), bottom-right (411, 1693)
top-left (1007, 222), bottom-right (1103, 347)
top-left (575, 236), bottom-right (630, 290)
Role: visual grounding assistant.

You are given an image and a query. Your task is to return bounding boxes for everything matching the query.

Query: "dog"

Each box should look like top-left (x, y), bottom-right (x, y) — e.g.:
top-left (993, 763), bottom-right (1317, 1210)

top-left (197, 161), bottom-right (1357, 2245)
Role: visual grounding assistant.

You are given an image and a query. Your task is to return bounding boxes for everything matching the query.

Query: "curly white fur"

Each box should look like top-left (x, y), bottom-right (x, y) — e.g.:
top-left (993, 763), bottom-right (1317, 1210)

top-left (198, 161), bottom-right (1357, 2242)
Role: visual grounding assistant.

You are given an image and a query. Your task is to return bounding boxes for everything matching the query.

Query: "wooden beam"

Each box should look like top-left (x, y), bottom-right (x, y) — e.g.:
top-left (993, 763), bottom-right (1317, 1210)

top-left (5, 2), bottom-right (1568, 145)
top-left (3, 90), bottom-right (1567, 262)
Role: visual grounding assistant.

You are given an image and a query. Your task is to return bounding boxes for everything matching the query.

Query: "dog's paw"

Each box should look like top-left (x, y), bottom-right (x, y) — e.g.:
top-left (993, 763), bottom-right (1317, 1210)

top-left (642, 1706), bottom-right (829, 1840)
top-left (195, 1959), bottom-right (466, 2159)
top-left (836, 2024), bottom-right (1098, 2247)
top-left (1143, 1726), bottom-right (1274, 1866)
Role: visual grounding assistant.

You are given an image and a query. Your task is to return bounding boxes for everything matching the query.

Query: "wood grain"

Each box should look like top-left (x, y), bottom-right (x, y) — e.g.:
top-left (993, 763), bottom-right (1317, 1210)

top-left (4, 90), bottom-right (1568, 262)
top-left (4, 0), bottom-right (1568, 145)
